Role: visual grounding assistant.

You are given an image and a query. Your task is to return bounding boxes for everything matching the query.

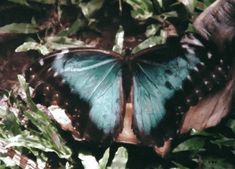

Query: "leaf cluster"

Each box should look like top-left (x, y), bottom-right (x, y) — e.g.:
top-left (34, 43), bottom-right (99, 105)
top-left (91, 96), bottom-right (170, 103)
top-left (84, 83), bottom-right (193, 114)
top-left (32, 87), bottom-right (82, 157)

top-left (0, 0), bottom-right (214, 54)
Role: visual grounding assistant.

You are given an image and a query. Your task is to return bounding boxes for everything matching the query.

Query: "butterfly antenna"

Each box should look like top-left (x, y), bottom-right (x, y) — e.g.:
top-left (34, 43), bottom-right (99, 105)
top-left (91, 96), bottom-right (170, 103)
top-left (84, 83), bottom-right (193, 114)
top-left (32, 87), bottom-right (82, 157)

top-left (118, 0), bottom-right (123, 16)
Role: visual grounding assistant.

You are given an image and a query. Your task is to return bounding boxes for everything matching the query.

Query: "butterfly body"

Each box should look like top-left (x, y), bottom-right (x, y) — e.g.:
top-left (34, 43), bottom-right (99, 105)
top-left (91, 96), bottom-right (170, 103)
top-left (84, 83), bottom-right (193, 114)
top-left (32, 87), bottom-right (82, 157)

top-left (25, 33), bottom-right (231, 147)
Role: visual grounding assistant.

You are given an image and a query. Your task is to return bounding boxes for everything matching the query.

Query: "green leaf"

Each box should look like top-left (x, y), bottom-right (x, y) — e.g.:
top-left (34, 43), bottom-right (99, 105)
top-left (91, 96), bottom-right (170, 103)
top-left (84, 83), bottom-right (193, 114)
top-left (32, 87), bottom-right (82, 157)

top-left (201, 157), bottom-right (234, 169)
top-left (124, 0), bottom-right (154, 20)
top-left (45, 36), bottom-right (85, 50)
top-left (185, 23), bottom-right (196, 32)
top-left (15, 42), bottom-right (50, 55)
top-left (227, 119), bottom-right (235, 134)
top-left (132, 30), bottom-right (167, 54)
top-left (78, 151), bottom-right (99, 169)
top-left (0, 106), bottom-right (71, 160)
top-left (64, 162), bottom-right (74, 169)
top-left (145, 24), bottom-right (161, 37)
top-left (17, 75), bottom-right (35, 109)
top-left (58, 18), bottom-right (87, 36)
top-left (210, 137), bottom-right (235, 148)
top-left (8, 0), bottom-right (58, 5)
top-left (178, 0), bottom-right (196, 14)
top-left (173, 137), bottom-right (206, 153)
top-left (203, 0), bottom-right (216, 6)
top-left (0, 110), bottom-right (21, 138)
top-left (0, 163), bottom-right (8, 169)
top-left (0, 101), bottom-right (22, 138)
top-left (0, 23), bottom-right (38, 34)
top-left (195, 1), bottom-right (208, 11)
top-left (99, 148), bottom-right (110, 169)
top-left (151, 11), bottom-right (178, 23)
top-left (156, 0), bottom-right (163, 8)
top-left (1, 132), bottom-right (59, 156)
top-left (24, 111), bottom-right (72, 159)
top-left (79, 0), bottom-right (105, 18)
top-left (0, 156), bottom-right (18, 169)
top-left (29, 0), bottom-right (57, 4)
top-left (8, 0), bottom-right (29, 6)
top-left (171, 161), bottom-right (190, 169)
top-left (112, 26), bottom-right (125, 54)
top-left (108, 147), bottom-right (128, 169)
top-left (16, 75), bottom-right (72, 159)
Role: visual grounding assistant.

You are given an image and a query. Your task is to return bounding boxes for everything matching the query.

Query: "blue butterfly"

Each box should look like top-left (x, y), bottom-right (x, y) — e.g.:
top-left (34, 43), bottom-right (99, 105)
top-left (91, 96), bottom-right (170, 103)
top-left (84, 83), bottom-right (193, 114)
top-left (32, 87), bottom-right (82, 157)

top-left (25, 33), bottom-right (230, 147)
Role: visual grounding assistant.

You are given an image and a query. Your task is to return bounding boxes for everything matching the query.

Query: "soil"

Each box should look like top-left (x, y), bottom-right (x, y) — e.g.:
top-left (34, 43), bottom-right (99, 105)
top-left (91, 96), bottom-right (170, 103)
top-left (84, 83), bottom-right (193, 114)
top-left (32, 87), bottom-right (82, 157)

top-left (0, 37), bottom-right (31, 90)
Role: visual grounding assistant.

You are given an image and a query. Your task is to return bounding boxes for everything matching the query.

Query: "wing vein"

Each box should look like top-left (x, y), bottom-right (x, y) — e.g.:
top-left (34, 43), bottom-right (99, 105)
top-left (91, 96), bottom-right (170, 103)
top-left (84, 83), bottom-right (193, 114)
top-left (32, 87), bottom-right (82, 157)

top-left (137, 63), bottom-right (160, 91)
top-left (64, 59), bottom-right (115, 72)
top-left (87, 62), bottom-right (118, 100)
top-left (139, 59), bottom-right (162, 67)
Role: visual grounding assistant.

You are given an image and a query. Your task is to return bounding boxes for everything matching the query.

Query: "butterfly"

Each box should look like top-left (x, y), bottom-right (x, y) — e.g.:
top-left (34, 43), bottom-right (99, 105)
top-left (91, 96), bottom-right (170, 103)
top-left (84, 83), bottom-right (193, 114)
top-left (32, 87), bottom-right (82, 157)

top-left (24, 33), bottom-right (231, 148)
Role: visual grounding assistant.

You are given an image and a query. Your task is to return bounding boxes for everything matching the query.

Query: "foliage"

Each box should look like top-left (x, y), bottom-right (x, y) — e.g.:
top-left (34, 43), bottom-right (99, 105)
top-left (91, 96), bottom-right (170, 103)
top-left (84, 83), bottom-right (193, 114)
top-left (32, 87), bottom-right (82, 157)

top-left (0, 75), bottom-right (73, 167)
top-left (0, 0), bottom-right (234, 169)
top-left (0, 23), bottom-right (38, 34)
top-left (79, 147), bottom-right (128, 169)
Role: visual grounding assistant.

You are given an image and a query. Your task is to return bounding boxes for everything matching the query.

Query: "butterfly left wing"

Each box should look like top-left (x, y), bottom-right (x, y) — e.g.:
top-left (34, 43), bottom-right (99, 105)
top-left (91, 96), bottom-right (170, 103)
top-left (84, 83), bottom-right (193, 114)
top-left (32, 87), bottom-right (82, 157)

top-left (131, 35), bottom-right (226, 145)
top-left (25, 49), bottom-right (124, 141)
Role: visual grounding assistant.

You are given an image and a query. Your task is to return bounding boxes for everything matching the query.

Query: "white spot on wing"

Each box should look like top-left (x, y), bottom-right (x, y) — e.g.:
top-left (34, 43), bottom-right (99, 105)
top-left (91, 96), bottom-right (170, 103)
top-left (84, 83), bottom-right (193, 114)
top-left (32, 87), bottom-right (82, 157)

top-left (45, 86), bottom-right (50, 91)
top-left (47, 67), bottom-right (52, 72)
top-left (30, 74), bottom-right (36, 79)
top-left (187, 75), bottom-right (192, 81)
top-left (204, 80), bottom-right (209, 85)
top-left (193, 66), bottom-right (199, 72)
top-left (53, 72), bottom-right (59, 77)
top-left (200, 62), bottom-right (205, 66)
top-left (61, 79), bottom-right (65, 84)
top-left (207, 52), bottom-right (212, 59)
top-left (39, 59), bottom-right (44, 66)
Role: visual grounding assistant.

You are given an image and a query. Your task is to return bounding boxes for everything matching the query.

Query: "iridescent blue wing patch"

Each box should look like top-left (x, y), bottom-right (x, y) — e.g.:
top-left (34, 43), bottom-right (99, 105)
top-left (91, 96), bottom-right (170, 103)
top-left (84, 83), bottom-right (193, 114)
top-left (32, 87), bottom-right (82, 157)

top-left (52, 50), bottom-right (124, 135)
